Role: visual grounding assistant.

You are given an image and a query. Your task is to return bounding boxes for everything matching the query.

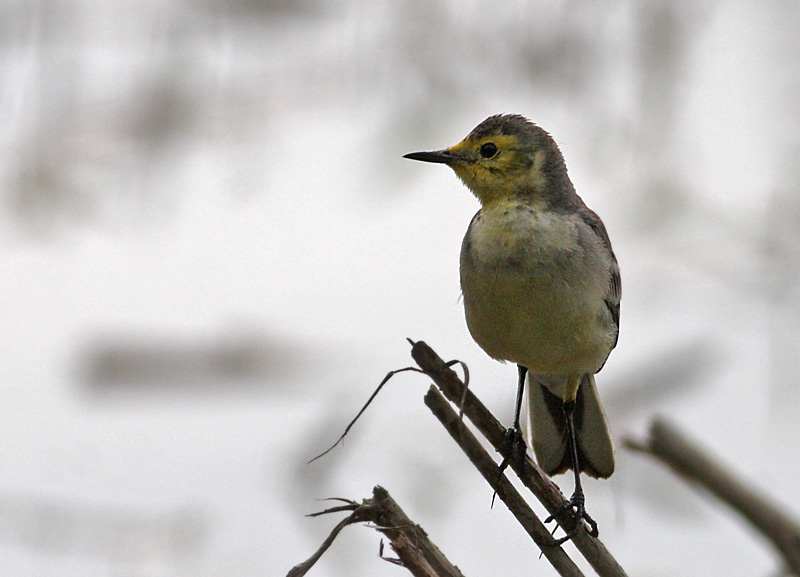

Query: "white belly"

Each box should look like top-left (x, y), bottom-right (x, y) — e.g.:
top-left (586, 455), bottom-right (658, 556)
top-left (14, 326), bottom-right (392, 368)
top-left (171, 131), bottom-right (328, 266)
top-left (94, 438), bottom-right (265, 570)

top-left (460, 201), bottom-right (615, 374)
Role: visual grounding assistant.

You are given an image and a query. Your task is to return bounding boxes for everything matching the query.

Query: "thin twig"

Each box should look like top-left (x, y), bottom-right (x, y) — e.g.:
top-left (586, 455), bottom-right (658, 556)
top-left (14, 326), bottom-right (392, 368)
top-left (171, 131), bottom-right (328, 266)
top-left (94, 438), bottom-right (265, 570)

top-left (625, 417), bottom-right (800, 575)
top-left (287, 486), bottom-right (466, 577)
top-left (425, 385), bottom-right (585, 577)
top-left (308, 365), bottom-right (424, 463)
top-left (287, 504), bottom-right (365, 577)
top-left (410, 339), bottom-right (628, 577)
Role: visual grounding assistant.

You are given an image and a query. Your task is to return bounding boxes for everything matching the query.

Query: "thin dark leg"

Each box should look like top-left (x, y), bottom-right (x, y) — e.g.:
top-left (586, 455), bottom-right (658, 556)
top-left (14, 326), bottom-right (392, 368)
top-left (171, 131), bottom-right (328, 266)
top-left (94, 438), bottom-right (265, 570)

top-left (512, 365), bottom-right (527, 432)
top-left (492, 365), bottom-right (529, 506)
top-left (565, 401), bottom-right (585, 509)
top-left (544, 400), bottom-right (598, 545)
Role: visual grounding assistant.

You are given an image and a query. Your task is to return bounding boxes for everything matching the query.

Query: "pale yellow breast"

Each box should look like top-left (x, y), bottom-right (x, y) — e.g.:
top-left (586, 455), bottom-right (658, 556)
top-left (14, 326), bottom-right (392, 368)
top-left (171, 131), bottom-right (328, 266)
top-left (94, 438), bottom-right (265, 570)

top-left (460, 199), bottom-right (615, 374)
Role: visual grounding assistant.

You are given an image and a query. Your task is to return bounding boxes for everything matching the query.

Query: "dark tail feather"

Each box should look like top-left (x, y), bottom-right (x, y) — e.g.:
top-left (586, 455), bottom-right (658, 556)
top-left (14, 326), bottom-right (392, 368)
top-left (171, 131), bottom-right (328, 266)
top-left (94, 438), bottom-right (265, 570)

top-left (527, 373), bottom-right (615, 479)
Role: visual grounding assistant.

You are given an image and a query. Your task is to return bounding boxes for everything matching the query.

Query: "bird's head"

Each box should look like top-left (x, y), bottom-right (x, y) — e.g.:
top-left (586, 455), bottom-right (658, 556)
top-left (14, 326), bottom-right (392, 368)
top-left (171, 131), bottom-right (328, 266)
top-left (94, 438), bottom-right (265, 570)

top-left (404, 114), bottom-right (573, 208)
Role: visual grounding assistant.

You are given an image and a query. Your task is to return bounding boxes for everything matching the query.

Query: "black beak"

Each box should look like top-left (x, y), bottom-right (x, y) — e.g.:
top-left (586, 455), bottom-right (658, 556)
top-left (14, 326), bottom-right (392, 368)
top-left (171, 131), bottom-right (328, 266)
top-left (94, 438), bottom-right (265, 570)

top-left (403, 149), bottom-right (462, 164)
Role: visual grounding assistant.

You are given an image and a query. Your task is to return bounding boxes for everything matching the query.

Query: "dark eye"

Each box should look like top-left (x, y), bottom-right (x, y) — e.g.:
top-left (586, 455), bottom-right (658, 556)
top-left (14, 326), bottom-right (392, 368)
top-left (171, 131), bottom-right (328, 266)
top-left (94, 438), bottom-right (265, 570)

top-left (480, 142), bottom-right (498, 158)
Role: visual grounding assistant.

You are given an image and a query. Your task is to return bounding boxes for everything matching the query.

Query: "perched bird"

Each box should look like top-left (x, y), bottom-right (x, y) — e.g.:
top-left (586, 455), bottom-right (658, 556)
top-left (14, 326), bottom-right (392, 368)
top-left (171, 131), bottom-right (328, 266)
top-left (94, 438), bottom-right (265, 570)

top-left (404, 114), bottom-right (620, 541)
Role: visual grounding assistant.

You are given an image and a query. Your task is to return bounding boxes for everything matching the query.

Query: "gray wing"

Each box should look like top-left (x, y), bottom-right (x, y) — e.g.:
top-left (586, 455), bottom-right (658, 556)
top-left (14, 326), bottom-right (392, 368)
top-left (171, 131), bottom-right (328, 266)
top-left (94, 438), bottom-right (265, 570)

top-left (578, 207), bottom-right (621, 350)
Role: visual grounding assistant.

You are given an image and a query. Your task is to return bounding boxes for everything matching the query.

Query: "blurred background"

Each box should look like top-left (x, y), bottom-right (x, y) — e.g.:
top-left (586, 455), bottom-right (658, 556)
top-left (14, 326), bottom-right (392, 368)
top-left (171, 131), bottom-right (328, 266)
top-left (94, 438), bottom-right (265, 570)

top-left (2, 1), bottom-right (800, 575)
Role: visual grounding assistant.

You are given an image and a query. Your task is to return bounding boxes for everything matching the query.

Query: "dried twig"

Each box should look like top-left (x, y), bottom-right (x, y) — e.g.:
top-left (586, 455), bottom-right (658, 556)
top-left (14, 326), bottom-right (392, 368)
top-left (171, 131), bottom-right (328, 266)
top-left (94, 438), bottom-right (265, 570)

top-left (424, 385), bottom-right (585, 576)
top-left (626, 418), bottom-right (800, 575)
top-left (410, 339), bottom-right (628, 577)
top-left (308, 365), bottom-right (424, 463)
top-left (294, 340), bottom-right (628, 577)
top-left (287, 486), bottom-right (465, 577)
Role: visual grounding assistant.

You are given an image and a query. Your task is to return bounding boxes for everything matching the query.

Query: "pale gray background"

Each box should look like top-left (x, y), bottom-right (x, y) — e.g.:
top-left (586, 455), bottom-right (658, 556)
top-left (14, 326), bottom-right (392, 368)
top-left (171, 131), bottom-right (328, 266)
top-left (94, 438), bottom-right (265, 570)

top-left (2, 1), bottom-right (800, 576)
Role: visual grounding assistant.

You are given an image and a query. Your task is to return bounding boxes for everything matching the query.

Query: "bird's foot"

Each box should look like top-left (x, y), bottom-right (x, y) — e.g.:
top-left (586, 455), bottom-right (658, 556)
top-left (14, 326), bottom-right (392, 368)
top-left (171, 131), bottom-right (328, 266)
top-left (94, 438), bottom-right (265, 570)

top-left (497, 425), bottom-right (527, 474)
top-left (491, 426), bottom-right (527, 507)
top-left (544, 491), bottom-right (598, 546)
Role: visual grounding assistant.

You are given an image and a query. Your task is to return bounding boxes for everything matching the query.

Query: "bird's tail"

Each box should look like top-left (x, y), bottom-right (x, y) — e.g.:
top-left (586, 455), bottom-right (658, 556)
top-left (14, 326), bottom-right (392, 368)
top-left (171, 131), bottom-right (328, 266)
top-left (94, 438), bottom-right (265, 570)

top-left (526, 373), bottom-right (615, 479)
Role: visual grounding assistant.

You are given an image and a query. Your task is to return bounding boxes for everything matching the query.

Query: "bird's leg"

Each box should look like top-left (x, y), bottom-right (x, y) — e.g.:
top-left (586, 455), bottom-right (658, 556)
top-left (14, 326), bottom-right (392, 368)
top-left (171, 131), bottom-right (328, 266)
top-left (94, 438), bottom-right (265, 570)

top-left (544, 400), bottom-right (598, 545)
top-left (495, 366), bottom-right (528, 491)
top-left (512, 364), bottom-right (527, 434)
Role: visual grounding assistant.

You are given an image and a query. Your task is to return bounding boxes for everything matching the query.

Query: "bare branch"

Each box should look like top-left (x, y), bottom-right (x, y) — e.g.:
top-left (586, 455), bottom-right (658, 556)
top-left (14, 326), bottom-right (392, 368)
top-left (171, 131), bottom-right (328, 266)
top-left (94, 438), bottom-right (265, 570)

top-left (410, 339), bottom-right (628, 577)
top-left (293, 340), bottom-right (628, 577)
top-left (424, 385), bottom-right (585, 577)
top-left (287, 486), bottom-right (466, 577)
top-left (626, 418), bottom-right (800, 575)
top-left (365, 485), bottom-right (467, 577)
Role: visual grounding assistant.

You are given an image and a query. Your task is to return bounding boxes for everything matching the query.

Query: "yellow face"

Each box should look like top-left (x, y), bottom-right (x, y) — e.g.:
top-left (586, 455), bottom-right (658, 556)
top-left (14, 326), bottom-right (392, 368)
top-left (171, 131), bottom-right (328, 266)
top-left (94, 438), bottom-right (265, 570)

top-left (404, 115), bottom-right (561, 208)
top-left (445, 133), bottom-right (548, 206)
